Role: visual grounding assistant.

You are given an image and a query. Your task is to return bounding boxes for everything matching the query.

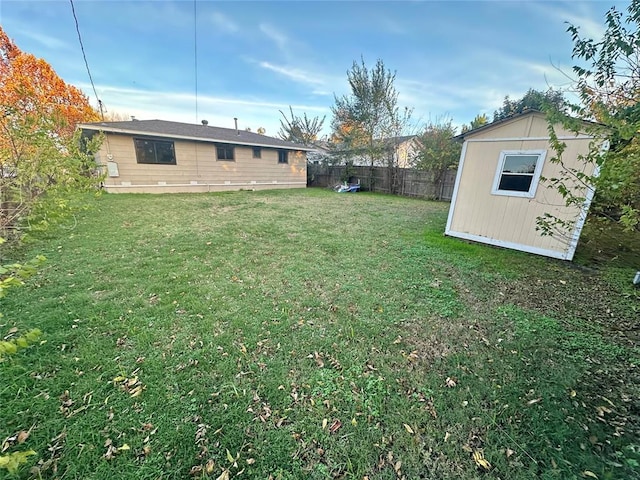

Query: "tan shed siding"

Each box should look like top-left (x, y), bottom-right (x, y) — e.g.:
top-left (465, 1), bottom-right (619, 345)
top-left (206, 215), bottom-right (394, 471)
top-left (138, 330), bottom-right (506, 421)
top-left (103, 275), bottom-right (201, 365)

top-left (465, 113), bottom-right (588, 141)
top-left (449, 136), bottom-right (595, 255)
top-left (98, 133), bottom-right (306, 192)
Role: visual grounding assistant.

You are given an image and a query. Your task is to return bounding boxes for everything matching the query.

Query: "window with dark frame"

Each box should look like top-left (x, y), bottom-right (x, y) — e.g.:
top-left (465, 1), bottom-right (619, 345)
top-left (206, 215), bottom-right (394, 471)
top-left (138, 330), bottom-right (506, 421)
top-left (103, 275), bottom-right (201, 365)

top-left (278, 150), bottom-right (288, 164)
top-left (253, 147), bottom-right (261, 158)
top-left (216, 144), bottom-right (235, 161)
top-left (134, 138), bottom-right (176, 165)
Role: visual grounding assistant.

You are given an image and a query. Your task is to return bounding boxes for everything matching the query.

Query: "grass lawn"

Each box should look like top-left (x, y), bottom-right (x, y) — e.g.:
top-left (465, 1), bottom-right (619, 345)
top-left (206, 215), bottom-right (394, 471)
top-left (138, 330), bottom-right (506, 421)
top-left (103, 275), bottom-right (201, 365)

top-left (1, 188), bottom-right (639, 479)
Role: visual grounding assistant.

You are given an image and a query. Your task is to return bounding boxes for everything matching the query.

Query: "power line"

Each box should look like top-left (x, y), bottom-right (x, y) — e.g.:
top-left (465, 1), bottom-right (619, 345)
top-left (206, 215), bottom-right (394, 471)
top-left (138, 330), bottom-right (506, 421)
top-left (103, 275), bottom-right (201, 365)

top-left (194, 0), bottom-right (199, 123)
top-left (69, 0), bottom-right (103, 120)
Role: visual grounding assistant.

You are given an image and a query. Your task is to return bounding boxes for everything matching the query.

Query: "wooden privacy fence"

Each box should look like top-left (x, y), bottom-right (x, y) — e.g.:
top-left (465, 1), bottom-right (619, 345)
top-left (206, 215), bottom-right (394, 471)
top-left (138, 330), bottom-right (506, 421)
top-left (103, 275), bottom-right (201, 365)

top-left (307, 165), bottom-right (456, 201)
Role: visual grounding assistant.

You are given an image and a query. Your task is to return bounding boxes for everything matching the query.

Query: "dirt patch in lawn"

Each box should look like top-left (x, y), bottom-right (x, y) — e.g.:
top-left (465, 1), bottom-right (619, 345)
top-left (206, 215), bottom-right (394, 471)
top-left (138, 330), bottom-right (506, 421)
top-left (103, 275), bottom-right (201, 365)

top-left (498, 268), bottom-right (639, 347)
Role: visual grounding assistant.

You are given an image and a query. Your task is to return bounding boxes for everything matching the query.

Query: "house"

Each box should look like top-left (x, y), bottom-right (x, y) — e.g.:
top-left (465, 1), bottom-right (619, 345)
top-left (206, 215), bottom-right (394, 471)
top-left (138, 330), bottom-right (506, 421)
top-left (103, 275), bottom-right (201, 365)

top-left (445, 110), bottom-right (603, 261)
top-left (330, 135), bottom-right (421, 168)
top-left (306, 140), bottom-right (334, 165)
top-left (387, 135), bottom-right (422, 169)
top-left (78, 119), bottom-right (311, 193)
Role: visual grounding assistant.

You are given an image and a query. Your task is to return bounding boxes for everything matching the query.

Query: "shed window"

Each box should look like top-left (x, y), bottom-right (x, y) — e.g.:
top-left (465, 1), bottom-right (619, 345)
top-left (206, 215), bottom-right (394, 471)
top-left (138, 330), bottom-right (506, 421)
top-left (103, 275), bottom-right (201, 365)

top-left (134, 138), bottom-right (176, 165)
top-left (217, 145), bottom-right (235, 161)
top-left (278, 150), bottom-right (288, 164)
top-left (491, 150), bottom-right (546, 198)
top-left (253, 147), bottom-right (261, 158)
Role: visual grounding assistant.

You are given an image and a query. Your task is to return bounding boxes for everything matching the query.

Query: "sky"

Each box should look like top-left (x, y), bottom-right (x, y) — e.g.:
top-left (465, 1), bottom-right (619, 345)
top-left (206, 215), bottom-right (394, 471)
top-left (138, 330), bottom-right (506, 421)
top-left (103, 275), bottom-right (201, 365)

top-left (0, 0), bottom-right (629, 137)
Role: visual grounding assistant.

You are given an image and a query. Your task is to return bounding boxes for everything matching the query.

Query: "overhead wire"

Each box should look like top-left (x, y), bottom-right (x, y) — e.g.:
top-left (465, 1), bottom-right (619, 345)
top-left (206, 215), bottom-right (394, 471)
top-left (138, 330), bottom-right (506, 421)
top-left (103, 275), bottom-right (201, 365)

top-left (69, 0), bottom-right (104, 120)
top-left (194, 0), bottom-right (199, 124)
top-left (194, 0), bottom-right (200, 177)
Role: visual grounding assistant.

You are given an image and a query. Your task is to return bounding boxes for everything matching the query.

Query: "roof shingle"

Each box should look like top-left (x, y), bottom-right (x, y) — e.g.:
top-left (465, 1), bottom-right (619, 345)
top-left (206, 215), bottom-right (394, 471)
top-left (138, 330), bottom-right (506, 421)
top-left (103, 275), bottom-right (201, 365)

top-left (78, 119), bottom-right (313, 151)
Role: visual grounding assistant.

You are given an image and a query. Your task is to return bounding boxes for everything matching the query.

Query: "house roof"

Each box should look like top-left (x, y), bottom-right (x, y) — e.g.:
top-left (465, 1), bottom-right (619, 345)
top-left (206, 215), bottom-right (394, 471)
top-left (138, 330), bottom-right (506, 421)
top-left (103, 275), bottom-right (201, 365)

top-left (385, 135), bottom-right (418, 144)
top-left (78, 119), bottom-right (313, 151)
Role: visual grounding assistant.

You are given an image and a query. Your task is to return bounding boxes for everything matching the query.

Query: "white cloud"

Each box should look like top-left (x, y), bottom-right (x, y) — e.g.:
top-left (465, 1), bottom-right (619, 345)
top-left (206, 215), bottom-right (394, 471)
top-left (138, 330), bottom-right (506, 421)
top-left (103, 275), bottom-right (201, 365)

top-left (11, 27), bottom-right (69, 50)
top-left (258, 62), bottom-right (325, 87)
top-left (259, 23), bottom-right (290, 56)
top-left (209, 11), bottom-right (239, 34)
top-left (80, 83), bottom-right (329, 136)
top-left (527, 2), bottom-right (606, 40)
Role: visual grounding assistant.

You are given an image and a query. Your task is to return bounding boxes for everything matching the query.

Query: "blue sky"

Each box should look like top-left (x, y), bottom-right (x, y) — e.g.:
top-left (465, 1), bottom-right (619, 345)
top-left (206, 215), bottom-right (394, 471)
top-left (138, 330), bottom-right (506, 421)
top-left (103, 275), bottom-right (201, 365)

top-left (0, 0), bottom-right (627, 137)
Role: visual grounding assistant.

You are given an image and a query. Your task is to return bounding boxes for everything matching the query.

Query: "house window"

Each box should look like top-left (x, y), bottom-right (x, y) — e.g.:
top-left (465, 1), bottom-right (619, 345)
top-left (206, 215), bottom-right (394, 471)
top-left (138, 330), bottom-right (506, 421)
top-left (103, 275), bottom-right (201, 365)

top-left (491, 150), bottom-right (546, 198)
top-left (216, 144), bottom-right (235, 161)
top-left (134, 138), bottom-right (176, 165)
top-left (278, 150), bottom-right (288, 164)
top-left (253, 147), bottom-right (261, 158)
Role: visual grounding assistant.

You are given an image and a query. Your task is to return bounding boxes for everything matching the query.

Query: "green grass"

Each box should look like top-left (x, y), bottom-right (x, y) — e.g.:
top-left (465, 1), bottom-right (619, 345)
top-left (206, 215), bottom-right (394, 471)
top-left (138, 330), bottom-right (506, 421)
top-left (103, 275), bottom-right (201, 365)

top-left (1, 188), bottom-right (639, 479)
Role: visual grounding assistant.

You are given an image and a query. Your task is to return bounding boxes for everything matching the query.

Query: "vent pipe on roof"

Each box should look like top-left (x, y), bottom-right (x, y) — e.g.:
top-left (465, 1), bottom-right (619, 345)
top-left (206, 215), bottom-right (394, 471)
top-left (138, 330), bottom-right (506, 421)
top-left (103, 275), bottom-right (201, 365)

top-left (234, 117), bottom-right (239, 135)
top-left (201, 119), bottom-right (208, 126)
top-left (131, 116), bottom-right (136, 121)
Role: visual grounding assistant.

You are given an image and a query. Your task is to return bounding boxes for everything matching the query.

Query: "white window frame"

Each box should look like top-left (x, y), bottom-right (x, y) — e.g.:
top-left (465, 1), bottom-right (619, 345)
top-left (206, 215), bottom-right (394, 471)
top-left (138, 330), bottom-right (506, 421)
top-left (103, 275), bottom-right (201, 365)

top-left (491, 149), bottom-right (546, 198)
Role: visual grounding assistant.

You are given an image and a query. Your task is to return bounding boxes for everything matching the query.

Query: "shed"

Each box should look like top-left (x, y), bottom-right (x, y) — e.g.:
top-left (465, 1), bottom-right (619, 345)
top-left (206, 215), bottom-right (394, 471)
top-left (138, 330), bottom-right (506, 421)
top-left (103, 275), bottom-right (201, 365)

top-left (445, 111), bottom-right (601, 260)
top-left (78, 119), bottom-right (311, 193)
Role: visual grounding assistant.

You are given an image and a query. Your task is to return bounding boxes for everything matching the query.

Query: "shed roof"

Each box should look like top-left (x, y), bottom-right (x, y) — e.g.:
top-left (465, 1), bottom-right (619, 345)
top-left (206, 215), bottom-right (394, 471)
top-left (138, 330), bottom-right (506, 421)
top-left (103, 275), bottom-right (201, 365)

top-left (454, 110), bottom-right (546, 141)
top-left (455, 110), bottom-right (601, 141)
top-left (78, 119), bottom-right (313, 151)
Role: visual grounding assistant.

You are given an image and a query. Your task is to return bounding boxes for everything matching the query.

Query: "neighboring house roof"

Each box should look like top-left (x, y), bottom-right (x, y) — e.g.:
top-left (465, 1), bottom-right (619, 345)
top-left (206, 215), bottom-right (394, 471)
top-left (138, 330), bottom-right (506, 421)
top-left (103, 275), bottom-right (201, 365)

top-left (78, 119), bottom-right (314, 151)
top-left (383, 135), bottom-right (418, 145)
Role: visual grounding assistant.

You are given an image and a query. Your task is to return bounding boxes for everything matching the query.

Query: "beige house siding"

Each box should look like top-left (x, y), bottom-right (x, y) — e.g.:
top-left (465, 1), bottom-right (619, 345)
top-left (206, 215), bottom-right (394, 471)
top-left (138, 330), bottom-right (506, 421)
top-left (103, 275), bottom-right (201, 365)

top-left (396, 139), bottom-right (420, 168)
top-left (97, 133), bottom-right (307, 193)
top-left (446, 113), bottom-right (599, 260)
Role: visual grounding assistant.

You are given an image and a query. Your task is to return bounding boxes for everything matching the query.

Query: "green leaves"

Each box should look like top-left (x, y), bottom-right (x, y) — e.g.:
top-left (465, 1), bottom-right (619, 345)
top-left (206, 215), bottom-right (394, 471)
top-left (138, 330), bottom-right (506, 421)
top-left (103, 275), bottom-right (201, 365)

top-left (0, 450), bottom-right (37, 474)
top-left (0, 329), bottom-right (42, 361)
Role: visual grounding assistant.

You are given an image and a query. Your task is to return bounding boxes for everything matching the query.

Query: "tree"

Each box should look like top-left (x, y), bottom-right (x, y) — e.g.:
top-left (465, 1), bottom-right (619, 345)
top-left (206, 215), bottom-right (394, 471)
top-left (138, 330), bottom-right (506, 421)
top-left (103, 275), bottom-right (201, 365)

top-left (331, 58), bottom-right (412, 170)
top-left (414, 119), bottom-right (461, 199)
top-left (493, 88), bottom-right (566, 121)
top-left (538, 1), bottom-right (640, 238)
top-left (277, 106), bottom-right (325, 145)
top-left (102, 110), bottom-right (131, 122)
top-left (0, 26), bottom-right (101, 239)
top-left (461, 113), bottom-right (488, 133)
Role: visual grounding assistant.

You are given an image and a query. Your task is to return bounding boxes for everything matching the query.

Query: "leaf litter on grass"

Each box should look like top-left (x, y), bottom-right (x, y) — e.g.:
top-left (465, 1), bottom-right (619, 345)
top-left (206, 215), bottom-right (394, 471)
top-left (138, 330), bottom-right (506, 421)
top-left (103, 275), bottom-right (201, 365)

top-left (2, 190), bottom-right (638, 479)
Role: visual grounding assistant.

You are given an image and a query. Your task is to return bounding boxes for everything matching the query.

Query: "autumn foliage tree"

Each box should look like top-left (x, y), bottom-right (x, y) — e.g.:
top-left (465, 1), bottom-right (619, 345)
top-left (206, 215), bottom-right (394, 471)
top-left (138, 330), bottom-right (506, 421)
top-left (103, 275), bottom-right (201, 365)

top-left (0, 26), bottom-right (101, 239)
top-left (331, 58), bottom-right (412, 168)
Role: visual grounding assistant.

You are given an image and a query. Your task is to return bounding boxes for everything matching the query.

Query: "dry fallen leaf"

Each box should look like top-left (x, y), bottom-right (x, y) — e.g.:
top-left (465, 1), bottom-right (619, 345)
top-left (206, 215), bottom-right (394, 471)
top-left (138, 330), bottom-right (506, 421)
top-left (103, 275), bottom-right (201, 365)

top-left (225, 449), bottom-right (235, 463)
top-left (444, 432), bottom-right (450, 442)
top-left (445, 377), bottom-right (457, 388)
top-left (329, 419), bottom-right (342, 434)
top-left (582, 471), bottom-right (598, 479)
top-left (314, 351), bottom-right (324, 368)
top-left (506, 448), bottom-right (515, 458)
top-left (527, 398), bottom-right (542, 405)
top-left (322, 418), bottom-right (328, 430)
top-left (472, 450), bottom-right (491, 471)
top-left (17, 430), bottom-right (30, 444)
top-left (403, 424), bottom-right (414, 434)
top-left (216, 469), bottom-right (230, 480)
